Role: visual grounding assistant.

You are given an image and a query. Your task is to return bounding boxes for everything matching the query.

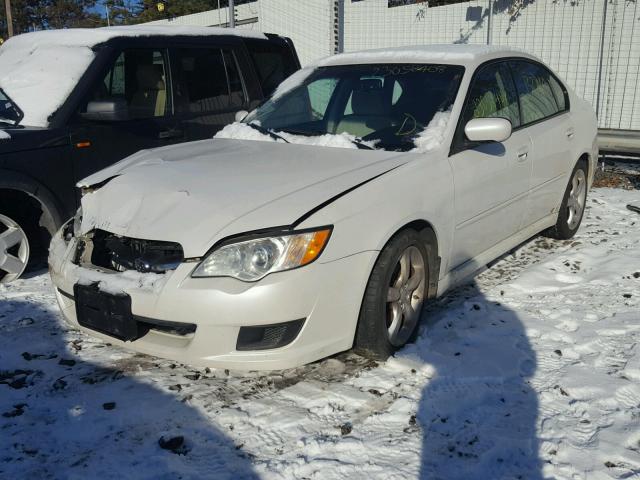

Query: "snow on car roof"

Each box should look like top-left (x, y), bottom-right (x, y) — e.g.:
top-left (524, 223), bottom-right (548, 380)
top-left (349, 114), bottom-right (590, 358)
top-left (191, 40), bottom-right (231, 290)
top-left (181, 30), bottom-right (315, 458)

top-left (0, 26), bottom-right (266, 127)
top-left (316, 44), bottom-right (532, 67)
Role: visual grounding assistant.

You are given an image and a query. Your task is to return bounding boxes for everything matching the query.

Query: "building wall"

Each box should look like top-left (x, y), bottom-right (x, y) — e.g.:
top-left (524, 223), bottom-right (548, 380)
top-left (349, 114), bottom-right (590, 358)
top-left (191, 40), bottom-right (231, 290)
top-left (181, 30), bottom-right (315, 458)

top-left (148, 0), bottom-right (640, 130)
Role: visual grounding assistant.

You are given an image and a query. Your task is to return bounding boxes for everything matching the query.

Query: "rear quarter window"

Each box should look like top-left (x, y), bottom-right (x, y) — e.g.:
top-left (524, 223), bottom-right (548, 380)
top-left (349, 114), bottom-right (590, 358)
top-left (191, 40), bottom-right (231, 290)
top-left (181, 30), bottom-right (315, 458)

top-left (244, 38), bottom-right (299, 97)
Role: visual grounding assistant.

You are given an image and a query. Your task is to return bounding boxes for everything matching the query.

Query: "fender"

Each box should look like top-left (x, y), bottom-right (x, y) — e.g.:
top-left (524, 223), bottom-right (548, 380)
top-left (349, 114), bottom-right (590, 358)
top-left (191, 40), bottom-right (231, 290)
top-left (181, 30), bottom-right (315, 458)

top-left (0, 169), bottom-right (66, 235)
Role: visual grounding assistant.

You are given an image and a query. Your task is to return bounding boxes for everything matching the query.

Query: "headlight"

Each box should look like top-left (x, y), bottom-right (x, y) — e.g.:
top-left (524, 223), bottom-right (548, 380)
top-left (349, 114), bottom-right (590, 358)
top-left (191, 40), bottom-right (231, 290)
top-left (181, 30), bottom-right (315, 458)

top-left (72, 206), bottom-right (83, 237)
top-left (191, 227), bottom-right (332, 281)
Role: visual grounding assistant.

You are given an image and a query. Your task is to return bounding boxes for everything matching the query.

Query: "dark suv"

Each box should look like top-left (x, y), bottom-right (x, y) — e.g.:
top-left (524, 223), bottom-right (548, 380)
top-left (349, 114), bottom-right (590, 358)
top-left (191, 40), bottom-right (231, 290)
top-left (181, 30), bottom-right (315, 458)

top-left (0, 27), bottom-right (300, 282)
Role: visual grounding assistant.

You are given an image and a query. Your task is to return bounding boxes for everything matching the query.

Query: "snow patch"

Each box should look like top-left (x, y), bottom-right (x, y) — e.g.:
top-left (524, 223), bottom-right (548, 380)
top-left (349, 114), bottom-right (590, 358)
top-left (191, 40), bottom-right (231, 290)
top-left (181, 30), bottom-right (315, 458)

top-left (411, 109), bottom-right (451, 153)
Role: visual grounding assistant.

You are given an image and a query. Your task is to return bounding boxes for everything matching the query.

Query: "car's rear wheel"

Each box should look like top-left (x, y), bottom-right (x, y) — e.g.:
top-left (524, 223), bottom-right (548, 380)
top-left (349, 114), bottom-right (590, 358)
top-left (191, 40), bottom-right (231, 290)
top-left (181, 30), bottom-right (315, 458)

top-left (355, 229), bottom-right (428, 360)
top-left (0, 213), bottom-right (30, 284)
top-left (544, 159), bottom-right (588, 240)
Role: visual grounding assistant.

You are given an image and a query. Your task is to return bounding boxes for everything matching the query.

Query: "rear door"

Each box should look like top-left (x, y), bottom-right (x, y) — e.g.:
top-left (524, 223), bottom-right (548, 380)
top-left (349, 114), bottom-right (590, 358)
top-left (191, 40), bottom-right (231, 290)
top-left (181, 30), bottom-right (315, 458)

top-left (170, 46), bottom-right (253, 141)
top-left (448, 61), bottom-right (532, 269)
top-left (70, 47), bottom-right (182, 183)
top-left (508, 60), bottom-right (573, 225)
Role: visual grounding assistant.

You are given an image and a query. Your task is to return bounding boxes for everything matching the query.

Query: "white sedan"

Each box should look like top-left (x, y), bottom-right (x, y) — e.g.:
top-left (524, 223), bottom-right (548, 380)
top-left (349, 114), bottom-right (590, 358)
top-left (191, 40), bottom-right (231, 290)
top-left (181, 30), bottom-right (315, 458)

top-left (49, 45), bottom-right (597, 370)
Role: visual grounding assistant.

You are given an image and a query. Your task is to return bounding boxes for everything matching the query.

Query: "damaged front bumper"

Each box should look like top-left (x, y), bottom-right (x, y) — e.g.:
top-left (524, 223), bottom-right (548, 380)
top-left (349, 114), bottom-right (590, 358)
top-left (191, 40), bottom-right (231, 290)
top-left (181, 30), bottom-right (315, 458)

top-left (48, 229), bottom-right (376, 371)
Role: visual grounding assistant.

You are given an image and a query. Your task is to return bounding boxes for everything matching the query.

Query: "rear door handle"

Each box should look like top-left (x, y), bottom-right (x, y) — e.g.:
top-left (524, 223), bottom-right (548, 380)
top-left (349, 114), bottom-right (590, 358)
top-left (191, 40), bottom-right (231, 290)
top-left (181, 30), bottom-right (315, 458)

top-left (565, 128), bottom-right (575, 139)
top-left (158, 128), bottom-right (183, 140)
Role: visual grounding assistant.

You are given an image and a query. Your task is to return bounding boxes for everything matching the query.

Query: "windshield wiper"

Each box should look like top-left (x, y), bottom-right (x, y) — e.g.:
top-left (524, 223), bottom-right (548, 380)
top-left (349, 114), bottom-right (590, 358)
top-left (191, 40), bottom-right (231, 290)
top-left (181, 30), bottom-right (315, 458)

top-left (350, 137), bottom-right (375, 150)
top-left (279, 128), bottom-right (375, 150)
top-left (245, 122), bottom-right (289, 143)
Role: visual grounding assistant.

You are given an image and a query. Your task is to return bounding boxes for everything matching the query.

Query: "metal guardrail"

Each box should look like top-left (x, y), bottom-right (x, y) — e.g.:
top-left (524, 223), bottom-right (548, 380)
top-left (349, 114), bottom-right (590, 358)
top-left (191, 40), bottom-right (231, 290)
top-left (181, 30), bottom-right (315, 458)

top-left (597, 129), bottom-right (640, 157)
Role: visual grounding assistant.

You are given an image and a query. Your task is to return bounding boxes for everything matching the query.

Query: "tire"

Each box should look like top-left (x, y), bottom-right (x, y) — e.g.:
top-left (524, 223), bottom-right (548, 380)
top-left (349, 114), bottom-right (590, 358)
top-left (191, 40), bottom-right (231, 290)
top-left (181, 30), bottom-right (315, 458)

top-left (354, 229), bottom-right (429, 360)
top-left (0, 213), bottom-right (30, 284)
top-left (544, 159), bottom-right (588, 240)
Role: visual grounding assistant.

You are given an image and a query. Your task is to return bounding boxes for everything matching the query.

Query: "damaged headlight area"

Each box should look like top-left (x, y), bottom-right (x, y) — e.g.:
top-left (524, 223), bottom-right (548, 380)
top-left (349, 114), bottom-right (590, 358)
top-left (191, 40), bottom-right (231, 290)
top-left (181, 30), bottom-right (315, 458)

top-left (61, 206), bottom-right (82, 242)
top-left (192, 227), bottom-right (332, 282)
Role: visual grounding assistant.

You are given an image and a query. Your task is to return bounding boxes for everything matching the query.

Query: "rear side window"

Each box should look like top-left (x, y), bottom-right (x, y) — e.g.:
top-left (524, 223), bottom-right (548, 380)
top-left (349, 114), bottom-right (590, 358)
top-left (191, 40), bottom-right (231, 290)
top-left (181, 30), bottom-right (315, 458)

top-left (172, 48), bottom-right (246, 114)
top-left (462, 62), bottom-right (520, 128)
top-left (548, 75), bottom-right (568, 112)
top-left (509, 60), bottom-right (560, 125)
top-left (244, 38), bottom-right (299, 97)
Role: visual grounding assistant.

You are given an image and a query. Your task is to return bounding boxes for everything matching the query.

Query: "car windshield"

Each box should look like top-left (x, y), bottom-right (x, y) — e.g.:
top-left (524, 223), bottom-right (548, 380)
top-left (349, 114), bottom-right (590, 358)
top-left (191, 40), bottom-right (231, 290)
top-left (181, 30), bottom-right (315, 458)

top-left (0, 88), bottom-right (23, 126)
top-left (244, 63), bottom-right (465, 152)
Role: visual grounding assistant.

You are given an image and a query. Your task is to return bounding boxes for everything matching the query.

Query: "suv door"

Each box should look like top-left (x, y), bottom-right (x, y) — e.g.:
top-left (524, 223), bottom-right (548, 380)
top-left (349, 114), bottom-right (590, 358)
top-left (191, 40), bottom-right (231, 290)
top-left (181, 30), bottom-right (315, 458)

top-left (170, 47), bottom-right (251, 141)
top-left (508, 60), bottom-right (573, 225)
top-left (448, 61), bottom-right (532, 269)
top-left (70, 48), bottom-right (183, 183)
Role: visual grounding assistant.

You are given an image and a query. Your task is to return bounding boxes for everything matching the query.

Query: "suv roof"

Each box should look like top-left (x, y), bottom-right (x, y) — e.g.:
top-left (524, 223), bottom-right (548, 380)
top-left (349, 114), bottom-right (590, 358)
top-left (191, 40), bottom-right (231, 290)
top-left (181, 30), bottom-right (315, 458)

top-left (0, 26), bottom-right (280, 128)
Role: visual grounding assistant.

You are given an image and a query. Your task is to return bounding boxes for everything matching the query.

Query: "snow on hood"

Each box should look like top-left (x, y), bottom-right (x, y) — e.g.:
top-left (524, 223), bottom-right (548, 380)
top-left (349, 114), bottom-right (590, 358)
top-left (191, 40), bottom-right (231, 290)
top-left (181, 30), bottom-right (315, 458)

top-left (0, 130), bottom-right (10, 140)
top-left (0, 26), bottom-right (266, 127)
top-left (215, 122), bottom-right (378, 149)
top-left (78, 138), bottom-right (409, 257)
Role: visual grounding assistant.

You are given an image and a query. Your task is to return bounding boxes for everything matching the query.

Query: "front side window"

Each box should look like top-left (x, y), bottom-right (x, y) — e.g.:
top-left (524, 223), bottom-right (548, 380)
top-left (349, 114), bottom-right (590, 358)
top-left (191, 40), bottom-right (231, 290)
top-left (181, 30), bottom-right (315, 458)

top-left (84, 49), bottom-right (170, 119)
top-left (462, 62), bottom-right (520, 128)
top-left (245, 64), bottom-right (465, 152)
top-left (173, 48), bottom-right (246, 114)
top-left (509, 60), bottom-right (560, 125)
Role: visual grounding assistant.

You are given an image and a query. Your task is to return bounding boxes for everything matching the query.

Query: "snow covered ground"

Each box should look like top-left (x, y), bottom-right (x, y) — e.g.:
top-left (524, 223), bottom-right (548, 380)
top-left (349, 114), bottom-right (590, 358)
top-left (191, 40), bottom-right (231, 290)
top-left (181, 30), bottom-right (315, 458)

top-left (1, 187), bottom-right (639, 479)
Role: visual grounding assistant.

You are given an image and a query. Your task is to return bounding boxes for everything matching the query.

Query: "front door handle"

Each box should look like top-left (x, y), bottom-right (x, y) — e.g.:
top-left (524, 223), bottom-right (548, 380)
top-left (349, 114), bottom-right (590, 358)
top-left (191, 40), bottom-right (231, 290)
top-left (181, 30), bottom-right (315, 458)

top-left (565, 128), bottom-right (575, 139)
top-left (516, 147), bottom-right (529, 162)
top-left (158, 128), bottom-right (183, 140)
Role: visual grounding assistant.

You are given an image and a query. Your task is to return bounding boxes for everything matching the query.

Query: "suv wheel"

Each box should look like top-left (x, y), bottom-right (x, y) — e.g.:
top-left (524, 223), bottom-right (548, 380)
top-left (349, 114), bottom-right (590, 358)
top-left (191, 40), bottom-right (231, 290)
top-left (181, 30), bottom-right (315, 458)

top-left (0, 213), bottom-right (30, 284)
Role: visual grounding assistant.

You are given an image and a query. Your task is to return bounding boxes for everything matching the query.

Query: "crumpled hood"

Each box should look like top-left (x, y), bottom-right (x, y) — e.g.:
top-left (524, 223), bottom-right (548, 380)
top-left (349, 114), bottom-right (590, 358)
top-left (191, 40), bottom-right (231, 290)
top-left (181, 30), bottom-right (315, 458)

top-left (79, 138), bottom-right (409, 257)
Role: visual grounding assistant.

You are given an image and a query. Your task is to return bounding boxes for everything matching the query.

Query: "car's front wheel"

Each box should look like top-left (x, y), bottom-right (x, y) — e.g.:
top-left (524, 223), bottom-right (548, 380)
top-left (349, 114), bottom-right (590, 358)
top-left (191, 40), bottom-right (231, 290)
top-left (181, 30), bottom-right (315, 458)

top-left (545, 159), bottom-right (588, 240)
top-left (0, 213), bottom-right (30, 284)
top-left (355, 229), bottom-right (428, 360)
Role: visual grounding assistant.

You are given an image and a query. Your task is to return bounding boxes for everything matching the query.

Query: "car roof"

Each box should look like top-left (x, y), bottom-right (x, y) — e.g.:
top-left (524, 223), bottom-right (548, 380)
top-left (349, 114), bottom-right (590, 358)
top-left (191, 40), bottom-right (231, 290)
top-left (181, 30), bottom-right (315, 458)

top-left (315, 44), bottom-right (538, 69)
top-left (3, 25), bottom-right (269, 51)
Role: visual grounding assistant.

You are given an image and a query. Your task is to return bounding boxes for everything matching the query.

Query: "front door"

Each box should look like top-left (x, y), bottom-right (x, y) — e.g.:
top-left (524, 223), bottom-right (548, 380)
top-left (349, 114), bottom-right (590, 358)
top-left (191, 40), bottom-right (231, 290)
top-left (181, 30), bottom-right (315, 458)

top-left (70, 48), bottom-right (183, 185)
top-left (448, 62), bottom-right (532, 270)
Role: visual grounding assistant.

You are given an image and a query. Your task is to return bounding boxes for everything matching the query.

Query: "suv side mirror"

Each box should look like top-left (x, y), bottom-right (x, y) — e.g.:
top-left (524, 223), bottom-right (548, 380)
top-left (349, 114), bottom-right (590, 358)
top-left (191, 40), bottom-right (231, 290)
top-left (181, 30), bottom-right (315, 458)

top-left (464, 118), bottom-right (512, 143)
top-left (81, 98), bottom-right (129, 122)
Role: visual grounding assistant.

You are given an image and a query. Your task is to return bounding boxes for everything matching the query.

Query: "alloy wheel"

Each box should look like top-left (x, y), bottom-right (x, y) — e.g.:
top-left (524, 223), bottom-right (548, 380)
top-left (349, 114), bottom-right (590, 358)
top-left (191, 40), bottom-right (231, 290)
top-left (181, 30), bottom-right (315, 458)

top-left (567, 168), bottom-right (586, 230)
top-left (0, 214), bottom-right (30, 284)
top-left (385, 245), bottom-right (426, 347)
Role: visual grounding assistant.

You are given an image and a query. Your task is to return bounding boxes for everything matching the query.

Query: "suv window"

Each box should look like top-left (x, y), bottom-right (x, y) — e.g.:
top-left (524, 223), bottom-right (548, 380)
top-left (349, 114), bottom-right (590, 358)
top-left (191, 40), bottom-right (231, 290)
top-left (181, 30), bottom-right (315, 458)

top-left (84, 49), bottom-right (170, 119)
top-left (462, 62), bottom-right (520, 128)
top-left (244, 38), bottom-right (299, 97)
top-left (509, 60), bottom-right (560, 125)
top-left (172, 48), bottom-right (246, 114)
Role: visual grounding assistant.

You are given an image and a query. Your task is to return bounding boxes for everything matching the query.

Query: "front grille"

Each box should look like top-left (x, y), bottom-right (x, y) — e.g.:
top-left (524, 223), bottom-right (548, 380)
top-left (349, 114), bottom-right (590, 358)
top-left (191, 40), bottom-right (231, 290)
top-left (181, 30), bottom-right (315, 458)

top-left (90, 230), bottom-right (184, 274)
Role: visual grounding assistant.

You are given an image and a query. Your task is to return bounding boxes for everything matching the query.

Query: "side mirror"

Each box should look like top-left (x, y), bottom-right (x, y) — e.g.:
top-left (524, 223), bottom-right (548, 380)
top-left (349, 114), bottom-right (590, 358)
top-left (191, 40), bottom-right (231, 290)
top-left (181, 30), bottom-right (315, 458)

top-left (80, 98), bottom-right (129, 122)
top-left (235, 110), bottom-right (249, 122)
top-left (464, 118), bottom-right (512, 143)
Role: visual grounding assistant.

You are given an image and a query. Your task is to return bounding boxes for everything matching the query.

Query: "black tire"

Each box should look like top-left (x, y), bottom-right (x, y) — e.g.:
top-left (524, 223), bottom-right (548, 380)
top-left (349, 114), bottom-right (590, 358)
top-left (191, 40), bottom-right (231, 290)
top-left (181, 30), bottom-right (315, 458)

top-left (354, 229), bottom-right (429, 360)
top-left (544, 159), bottom-right (588, 240)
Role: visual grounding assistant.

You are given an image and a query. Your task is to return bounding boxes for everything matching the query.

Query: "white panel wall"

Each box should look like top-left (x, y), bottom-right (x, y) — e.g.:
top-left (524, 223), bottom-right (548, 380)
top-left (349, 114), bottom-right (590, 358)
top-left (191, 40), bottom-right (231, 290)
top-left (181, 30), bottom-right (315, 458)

top-left (147, 0), bottom-right (640, 130)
